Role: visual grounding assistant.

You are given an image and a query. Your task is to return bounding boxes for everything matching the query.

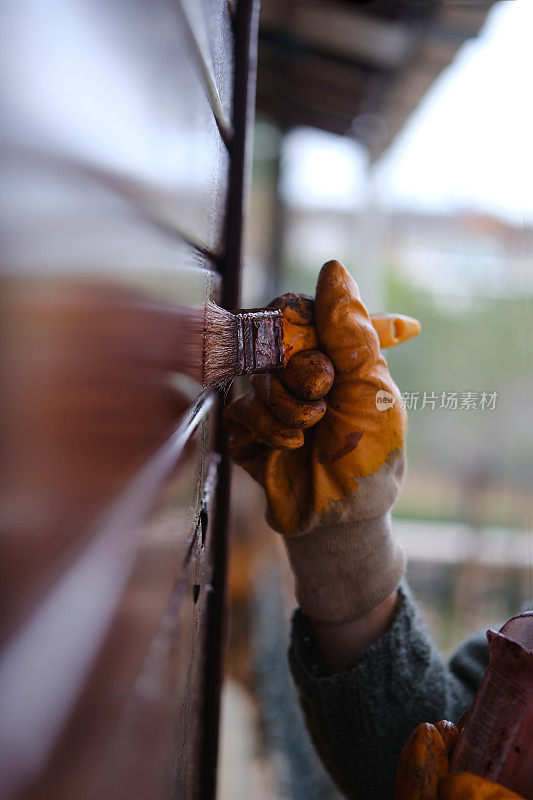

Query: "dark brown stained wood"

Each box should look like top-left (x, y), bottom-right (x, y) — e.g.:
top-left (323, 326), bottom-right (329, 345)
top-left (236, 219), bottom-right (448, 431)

top-left (10, 405), bottom-right (216, 800)
top-left (0, 0), bottom-right (248, 796)
top-left (0, 275), bottom-right (218, 645)
top-left (197, 2), bottom-right (260, 798)
top-left (2, 0), bottom-right (229, 254)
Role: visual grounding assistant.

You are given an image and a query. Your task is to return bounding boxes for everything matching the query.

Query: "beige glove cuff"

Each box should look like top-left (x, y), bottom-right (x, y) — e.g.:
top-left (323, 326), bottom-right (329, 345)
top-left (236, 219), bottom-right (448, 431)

top-left (283, 512), bottom-right (406, 625)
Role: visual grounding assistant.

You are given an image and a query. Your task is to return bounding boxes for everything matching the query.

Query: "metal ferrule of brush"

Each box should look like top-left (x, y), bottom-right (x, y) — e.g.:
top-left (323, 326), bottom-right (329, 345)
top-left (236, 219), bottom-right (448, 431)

top-left (235, 309), bottom-right (284, 375)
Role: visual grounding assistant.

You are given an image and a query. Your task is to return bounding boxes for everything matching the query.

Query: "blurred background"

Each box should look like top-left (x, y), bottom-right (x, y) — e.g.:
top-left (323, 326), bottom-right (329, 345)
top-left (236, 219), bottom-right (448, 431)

top-left (220, 1), bottom-right (532, 797)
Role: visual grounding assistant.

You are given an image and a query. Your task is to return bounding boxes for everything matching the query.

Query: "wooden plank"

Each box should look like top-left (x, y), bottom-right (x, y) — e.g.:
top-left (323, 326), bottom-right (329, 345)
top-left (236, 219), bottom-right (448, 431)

top-left (0, 396), bottom-right (216, 800)
top-left (91, 471), bottom-right (220, 800)
top-left (197, 2), bottom-right (261, 798)
top-left (1, 0), bottom-right (229, 253)
top-left (0, 0), bottom-right (240, 796)
top-left (0, 267), bottom-right (219, 643)
top-left (177, 0), bottom-right (235, 138)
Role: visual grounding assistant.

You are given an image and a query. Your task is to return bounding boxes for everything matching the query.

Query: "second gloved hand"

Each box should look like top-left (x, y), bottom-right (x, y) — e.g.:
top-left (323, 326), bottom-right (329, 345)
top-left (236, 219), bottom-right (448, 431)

top-left (224, 260), bottom-right (407, 624)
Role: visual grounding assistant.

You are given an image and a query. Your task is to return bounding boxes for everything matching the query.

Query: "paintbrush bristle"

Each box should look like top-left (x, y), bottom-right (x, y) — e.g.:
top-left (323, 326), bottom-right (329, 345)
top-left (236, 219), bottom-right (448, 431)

top-left (173, 305), bottom-right (205, 384)
top-left (203, 301), bottom-right (240, 386)
top-left (202, 302), bottom-right (284, 386)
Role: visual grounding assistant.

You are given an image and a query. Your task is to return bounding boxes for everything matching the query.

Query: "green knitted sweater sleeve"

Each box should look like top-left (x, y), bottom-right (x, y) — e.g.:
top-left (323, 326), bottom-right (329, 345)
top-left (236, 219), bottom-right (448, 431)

top-left (288, 583), bottom-right (489, 800)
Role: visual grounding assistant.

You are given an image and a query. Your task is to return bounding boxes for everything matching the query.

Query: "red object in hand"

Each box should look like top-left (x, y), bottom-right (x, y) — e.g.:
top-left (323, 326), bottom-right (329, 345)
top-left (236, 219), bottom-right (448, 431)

top-left (451, 612), bottom-right (533, 799)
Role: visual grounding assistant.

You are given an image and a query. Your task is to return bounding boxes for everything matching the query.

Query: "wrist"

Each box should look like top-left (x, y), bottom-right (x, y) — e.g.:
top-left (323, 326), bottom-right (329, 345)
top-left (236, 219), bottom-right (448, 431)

top-left (310, 590), bottom-right (399, 674)
top-left (283, 512), bottom-right (406, 625)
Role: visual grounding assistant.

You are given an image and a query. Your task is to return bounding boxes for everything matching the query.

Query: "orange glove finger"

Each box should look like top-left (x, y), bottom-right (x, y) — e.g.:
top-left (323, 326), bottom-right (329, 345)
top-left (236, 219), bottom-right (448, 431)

top-left (251, 372), bottom-right (326, 429)
top-left (224, 391), bottom-right (304, 450)
top-left (309, 260), bottom-right (406, 505)
top-left (438, 773), bottom-right (525, 800)
top-left (267, 293), bottom-right (320, 361)
top-left (224, 420), bottom-right (269, 484)
top-left (280, 349), bottom-right (335, 401)
top-left (314, 259), bottom-right (381, 377)
top-left (268, 293), bottom-right (314, 325)
top-left (394, 722), bottom-right (449, 800)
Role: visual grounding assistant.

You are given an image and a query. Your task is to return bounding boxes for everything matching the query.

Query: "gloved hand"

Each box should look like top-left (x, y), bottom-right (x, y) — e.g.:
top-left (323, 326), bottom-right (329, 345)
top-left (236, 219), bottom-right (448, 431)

top-left (394, 721), bottom-right (526, 800)
top-left (439, 774), bottom-right (526, 800)
top-left (224, 260), bottom-right (407, 624)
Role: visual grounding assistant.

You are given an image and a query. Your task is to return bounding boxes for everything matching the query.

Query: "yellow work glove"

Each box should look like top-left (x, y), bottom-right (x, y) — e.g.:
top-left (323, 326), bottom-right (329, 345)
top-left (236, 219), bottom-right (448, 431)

top-left (394, 721), bottom-right (526, 800)
top-left (224, 260), bottom-right (407, 624)
top-left (439, 775), bottom-right (526, 800)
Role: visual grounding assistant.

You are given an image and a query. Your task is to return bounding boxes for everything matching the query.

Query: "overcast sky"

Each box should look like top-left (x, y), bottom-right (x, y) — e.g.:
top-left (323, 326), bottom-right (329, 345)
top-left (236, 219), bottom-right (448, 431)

top-left (282, 0), bottom-right (532, 226)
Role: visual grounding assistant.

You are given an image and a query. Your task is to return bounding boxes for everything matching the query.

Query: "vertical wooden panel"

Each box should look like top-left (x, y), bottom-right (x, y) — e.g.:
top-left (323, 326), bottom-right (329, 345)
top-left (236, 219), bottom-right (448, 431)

top-left (0, 270), bottom-right (217, 642)
top-left (0, 0), bottom-right (260, 794)
top-left (0, 0), bottom-right (251, 796)
top-left (1, 0), bottom-right (229, 254)
top-left (197, 1), bottom-right (260, 798)
top-left (177, 0), bottom-right (235, 133)
top-left (4, 403), bottom-right (216, 800)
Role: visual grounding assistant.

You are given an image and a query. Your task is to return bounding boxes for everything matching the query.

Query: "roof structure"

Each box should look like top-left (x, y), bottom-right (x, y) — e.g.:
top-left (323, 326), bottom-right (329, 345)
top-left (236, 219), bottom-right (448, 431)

top-left (256, 0), bottom-right (498, 159)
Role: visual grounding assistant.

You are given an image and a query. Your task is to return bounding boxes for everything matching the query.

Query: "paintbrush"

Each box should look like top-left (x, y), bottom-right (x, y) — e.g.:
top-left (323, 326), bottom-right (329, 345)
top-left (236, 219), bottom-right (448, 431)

top-left (201, 297), bottom-right (420, 386)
